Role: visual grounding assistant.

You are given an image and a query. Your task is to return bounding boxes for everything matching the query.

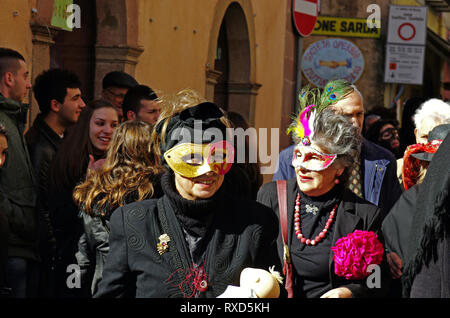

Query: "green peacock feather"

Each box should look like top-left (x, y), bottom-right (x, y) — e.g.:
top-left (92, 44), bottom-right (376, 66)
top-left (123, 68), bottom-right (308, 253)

top-left (320, 79), bottom-right (354, 111)
top-left (287, 79), bottom-right (355, 140)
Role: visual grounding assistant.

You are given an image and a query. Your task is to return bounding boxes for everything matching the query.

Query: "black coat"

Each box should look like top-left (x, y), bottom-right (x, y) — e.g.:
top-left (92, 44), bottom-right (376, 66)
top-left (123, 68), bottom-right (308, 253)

top-left (25, 114), bottom-right (62, 256)
top-left (76, 176), bottom-right (164, 297)
top-left (381, 184), bottom-right (421, 298)
top-left (257, 178), bottom-right (391, 298)
top-left (382, 184), bottom-right (420, 262)
top-left (0, 95), bottom-right (38, 261)
top-left (0, 208), bottom-right (8, 287)
top-left (48, 183), bottom-right (84, 297)
top-left (402, 134), bottom-right (450, 297)
top-left (95, 192), bottom-right (280, 298)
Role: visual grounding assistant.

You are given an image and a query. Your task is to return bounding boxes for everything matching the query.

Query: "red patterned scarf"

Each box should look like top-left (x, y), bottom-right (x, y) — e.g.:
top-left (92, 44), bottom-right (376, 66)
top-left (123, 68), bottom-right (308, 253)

top-left (402, 140), bottom-right (442, 190)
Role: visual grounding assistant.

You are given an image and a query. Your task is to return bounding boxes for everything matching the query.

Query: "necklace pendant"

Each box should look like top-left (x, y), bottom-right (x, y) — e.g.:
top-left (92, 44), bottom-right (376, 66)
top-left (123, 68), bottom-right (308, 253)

top-left (294, 193), bottom-right (338, 246)
top-left (305, 204), bottom-right (319, 215)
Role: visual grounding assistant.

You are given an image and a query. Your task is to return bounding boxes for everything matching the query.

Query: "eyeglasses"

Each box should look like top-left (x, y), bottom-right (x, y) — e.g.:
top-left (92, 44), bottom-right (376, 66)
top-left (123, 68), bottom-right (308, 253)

top-left (380, 128), bottom-right (398, 140)
top-left (106, 88), bottom-right (126, 99)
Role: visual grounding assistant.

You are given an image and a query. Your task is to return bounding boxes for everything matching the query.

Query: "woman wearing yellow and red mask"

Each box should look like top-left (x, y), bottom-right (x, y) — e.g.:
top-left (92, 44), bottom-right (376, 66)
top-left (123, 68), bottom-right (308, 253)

top-left (94, 89), bottom-right (280, 298)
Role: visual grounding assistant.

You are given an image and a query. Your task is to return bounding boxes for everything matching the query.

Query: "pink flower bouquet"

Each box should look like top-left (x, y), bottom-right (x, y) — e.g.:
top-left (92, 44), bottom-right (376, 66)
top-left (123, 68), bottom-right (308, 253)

top-left (331, 230), bottom-right (384, 280)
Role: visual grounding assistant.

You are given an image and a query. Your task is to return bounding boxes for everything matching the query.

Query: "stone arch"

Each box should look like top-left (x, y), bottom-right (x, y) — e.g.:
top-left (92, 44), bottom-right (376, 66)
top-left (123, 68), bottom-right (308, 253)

top-left (206, 0), bottom-right (260, 125)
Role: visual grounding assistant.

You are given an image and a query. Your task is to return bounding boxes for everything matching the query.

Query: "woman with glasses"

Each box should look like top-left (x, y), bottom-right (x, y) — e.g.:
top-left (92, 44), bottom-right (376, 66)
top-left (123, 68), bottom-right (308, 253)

top-left (366, 119), bottom-right (401, 159)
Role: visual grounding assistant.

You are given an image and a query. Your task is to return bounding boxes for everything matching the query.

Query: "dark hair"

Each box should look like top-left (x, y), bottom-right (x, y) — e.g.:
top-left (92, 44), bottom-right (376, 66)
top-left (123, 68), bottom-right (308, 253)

top-left (102, 71), bottom-right (138, 89)
top-left (33, 68), bottom-right (82, 115)
top-left (227, 111), bottom-right (263, 199)
top-left (122, 85), bottom-right (158, 120)
top-left (399, 97), bottom-right (426, 153)
top-left (366, 118), bottom-right (399, 144)
top-left (0, 47), bottom-right (25, 78)
top-left (0, 123), bottom-right (7, 140)
top-left (49, 100), bottom-right (117, 193)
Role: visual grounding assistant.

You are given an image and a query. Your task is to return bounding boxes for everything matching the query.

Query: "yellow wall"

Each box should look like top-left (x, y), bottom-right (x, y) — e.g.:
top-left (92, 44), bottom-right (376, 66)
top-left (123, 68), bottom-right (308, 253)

top-left (252, 0), bottom-right (287, 132)
top-left (134, 0), bottom-right (288, 179)
top-left (134, 0), bottom-right (287, 130)
top-left (135, 0), bottom-right (217, 95)
top-left (0, 0), bottom-right (34, 103)
top-left (252, 0), bottom-right (288, 181)
top-left (0, 0), bottom-right (33, 60)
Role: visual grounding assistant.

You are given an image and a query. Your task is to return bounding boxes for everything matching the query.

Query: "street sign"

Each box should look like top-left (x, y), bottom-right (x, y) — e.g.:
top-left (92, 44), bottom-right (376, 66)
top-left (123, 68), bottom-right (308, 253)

top-left (387, 5), bottom-right (427, 45)
top-left (302, 38), bottom-right (365, 88)
top-left (384, 44), bottom-right (425, 85)
top-left (312, 16), bottom-right (381, 39)
top-left (384, 5), bottom-right (427, 85)
top-left (292, 0), bottom-right (318, 37)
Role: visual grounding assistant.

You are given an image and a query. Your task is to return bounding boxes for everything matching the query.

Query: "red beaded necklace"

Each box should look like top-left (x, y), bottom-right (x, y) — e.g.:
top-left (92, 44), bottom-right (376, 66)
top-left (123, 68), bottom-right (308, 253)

top-left (294, 193), bottom-right (337, 246)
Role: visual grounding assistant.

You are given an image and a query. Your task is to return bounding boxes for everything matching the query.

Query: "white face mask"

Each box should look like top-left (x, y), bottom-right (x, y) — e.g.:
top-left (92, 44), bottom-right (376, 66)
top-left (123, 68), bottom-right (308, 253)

top-left (292, 144), bottom-right (337, 172)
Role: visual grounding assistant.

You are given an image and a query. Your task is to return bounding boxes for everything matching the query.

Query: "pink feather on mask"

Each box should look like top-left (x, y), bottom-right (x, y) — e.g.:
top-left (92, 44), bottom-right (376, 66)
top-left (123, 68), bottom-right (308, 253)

top-left (300, 104), bottom-right (316, 139)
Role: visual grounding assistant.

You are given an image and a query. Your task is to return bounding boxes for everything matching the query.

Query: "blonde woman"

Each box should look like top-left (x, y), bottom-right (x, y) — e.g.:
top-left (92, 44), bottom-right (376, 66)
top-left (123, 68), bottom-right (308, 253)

top-left (73, 120), bottom-right (163, 296)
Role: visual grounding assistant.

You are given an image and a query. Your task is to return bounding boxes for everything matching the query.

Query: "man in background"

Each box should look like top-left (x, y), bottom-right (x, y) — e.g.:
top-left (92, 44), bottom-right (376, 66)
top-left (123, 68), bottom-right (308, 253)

top-left (101, 71), bottom-right (138, 121)
top-left (122, 84), bottom-right (160, 125)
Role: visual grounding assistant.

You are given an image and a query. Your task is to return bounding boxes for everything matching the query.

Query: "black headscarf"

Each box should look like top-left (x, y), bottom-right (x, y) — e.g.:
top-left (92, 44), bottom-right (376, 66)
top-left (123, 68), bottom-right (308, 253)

top-left (154, 102), bottom-right (228, 169)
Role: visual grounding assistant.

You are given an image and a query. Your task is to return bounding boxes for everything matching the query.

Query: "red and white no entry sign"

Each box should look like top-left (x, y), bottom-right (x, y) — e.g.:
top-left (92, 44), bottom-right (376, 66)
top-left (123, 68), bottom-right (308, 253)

top-left (292, 0), bottom-right (318, 37)
top-left (387, 5), bottom-right (427, 45)
top-left (398, 22), bottom-right (416, 41)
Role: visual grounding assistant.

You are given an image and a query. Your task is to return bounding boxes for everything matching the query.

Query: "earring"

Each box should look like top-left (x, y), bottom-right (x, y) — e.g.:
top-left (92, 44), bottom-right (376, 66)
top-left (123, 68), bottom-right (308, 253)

top-left (335, 178), bottom-right (340, 184)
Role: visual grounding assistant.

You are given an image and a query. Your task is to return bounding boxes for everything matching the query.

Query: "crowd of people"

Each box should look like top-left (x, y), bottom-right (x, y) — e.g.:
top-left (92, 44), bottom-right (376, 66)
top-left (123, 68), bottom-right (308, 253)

top-left (0, 46), bottom-right (449, 299)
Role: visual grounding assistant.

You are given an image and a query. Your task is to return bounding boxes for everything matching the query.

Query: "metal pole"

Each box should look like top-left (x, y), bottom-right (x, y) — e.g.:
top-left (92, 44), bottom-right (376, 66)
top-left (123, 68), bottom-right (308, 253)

top-left (295, 36), bottom-right (303, 114)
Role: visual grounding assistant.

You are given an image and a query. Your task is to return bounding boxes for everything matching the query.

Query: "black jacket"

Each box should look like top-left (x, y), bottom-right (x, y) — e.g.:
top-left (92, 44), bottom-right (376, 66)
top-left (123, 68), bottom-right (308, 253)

top-left (382, 184), bottom-right (420, 262)
top-left (257, 178), bottom-right (391, 298)
top-left (25, 113), bottom-right (62, 251)
top-left (0, 209), bottom-right (8, 286)
top-left (76, 176), bottom-right (164, 297)
top-left (95, 189), bottom-right (280, 298)
top-left (76, 212), bottom-right (110, 297)
top-left (48, 178), bottom-right (85, 298)
top-left (402, 134), bottom-right (450, 297)
top-left (0, 95), bottom-right (38, 261)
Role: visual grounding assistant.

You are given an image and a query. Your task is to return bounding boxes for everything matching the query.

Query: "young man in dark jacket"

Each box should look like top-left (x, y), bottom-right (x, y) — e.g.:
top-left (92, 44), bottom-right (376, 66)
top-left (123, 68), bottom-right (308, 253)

top-left (0, 47), bottom-right (37, 297)
top-left (25, 68), bottom-right (86, 296)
